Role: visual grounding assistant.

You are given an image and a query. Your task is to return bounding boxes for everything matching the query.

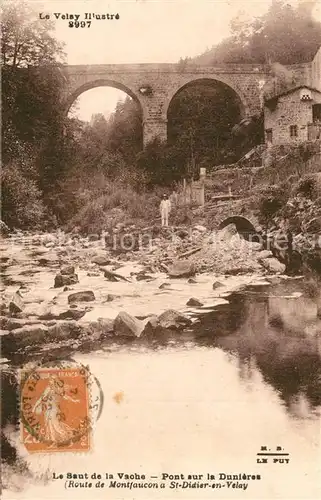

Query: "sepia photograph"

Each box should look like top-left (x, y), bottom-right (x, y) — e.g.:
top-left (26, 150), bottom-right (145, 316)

top-left (1, 0), bottom-right (321, 498)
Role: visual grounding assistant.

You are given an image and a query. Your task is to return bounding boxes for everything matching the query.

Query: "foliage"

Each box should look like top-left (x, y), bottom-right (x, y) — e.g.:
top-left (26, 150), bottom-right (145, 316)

top-left (1, 163), bottom-right (46, 228)
top-left (136, 139), bottom-right (188, 187)
top-left (256, 184), bottom-right (289, 223)
top-left (1, 0), bottom-right (64, 67)
top-left (2, 0), bottom-right (321, 230)
top-left (1, 0), bottom-right (69, 227)
top-left (194, 1), bottom-right (321, 65)
top-left (64, 177), bottom-right (160, 235)
top-left (294, 174), bottom-right (321, 199)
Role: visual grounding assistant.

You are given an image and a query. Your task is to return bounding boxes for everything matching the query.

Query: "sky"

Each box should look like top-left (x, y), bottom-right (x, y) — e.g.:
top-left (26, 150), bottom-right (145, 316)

top-left (32, 0), bottom-right (321, 120)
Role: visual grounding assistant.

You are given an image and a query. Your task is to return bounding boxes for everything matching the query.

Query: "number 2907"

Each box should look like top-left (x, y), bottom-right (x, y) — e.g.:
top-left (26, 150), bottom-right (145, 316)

top-left (69, 21), bottom-right (91, 28)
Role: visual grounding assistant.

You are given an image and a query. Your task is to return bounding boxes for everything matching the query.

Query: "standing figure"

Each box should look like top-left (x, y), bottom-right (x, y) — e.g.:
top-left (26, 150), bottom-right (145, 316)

top-left (32, 375), bottom-right (80, 445)
top-left (160, 194), bottom-right (171, 227)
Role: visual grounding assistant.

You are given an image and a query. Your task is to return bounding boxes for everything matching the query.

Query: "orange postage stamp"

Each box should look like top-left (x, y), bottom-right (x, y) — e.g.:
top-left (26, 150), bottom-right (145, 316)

top-left (20, 365), bottom-right (91, 453)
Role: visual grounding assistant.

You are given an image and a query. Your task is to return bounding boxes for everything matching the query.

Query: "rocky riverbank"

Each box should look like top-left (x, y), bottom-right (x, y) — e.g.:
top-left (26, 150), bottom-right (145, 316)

top-left (1, 223), bottom-right (289, 362)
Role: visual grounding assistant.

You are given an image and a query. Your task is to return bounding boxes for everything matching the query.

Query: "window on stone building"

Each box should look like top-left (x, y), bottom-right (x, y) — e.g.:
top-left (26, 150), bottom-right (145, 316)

top-left (290, 125), bottom-right (298, 137)
top-left (266, 129), bottom-right (273, 143)
top-left (313, 104), bottom-right (321, 122)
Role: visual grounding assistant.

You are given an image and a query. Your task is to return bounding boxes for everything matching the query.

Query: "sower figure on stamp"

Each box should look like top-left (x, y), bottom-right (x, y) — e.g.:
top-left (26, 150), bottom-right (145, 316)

top-left (32, 375), bottom-right (80, 446)
top-left (160, 194), bottom-right (171, 227)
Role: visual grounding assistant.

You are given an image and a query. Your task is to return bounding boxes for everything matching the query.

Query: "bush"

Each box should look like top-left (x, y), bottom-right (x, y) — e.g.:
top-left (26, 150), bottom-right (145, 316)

top-left (64, 180), bottom-right (160, 235)
top-left (254, 184), bottom-right (288, 222)
top-left (294, 174), bottom-right (321, 200)
top-left (1, 164), bottom-right (46, 229)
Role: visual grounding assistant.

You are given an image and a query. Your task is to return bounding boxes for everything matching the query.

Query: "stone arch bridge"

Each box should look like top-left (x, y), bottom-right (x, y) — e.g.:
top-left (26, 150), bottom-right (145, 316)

top-left (62, 62), bottom-right (270, 146)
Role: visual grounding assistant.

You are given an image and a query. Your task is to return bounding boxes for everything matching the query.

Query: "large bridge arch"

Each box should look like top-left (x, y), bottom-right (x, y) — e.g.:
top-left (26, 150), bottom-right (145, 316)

top-left (164, 76), bottom-right (249, 120)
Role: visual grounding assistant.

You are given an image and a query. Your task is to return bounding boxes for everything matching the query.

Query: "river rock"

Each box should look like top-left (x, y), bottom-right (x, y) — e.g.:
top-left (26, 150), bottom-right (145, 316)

top-left (140, 315), bottom-right (161, 338)
top-left (261, 257), bottom-right (286, 274)
top-left (168, 260), bottom-right (196, 278)
top-left (68, 291), bottom-right (95, 303)
top-left (60, 265), bottom-right (75, 275)
top-left (0, 316), bottom-right (42, 331)
top-left (157, 309), bottom-right (192, 329)
top-left (9, 291), bottom-right (24, 314)
top-left (186, 297), bottom-right (203, 307)
top-left (86, 318), bottom-right (114, 337)
top-left (38, 253), bottom-right (59, 266)
top-left (159, 283), bottom-right (171, 289)
top-left (47, 321), bottom-right (84, 340)
top-left (113, 311), bottom-right (145, 338)
top-left (135, 272), bottom-right (154, 281)
top-left (39, 307), bottom-right (87, 321)
top-left (105, 294), bottom-right (119, 302)
top-left (212, 281), bottom-right (224, 290)
top-left (3, 324), bottom-right (49, 353)
top-left (54, 273), bottom-right (79, 288)
top-left (92, 255), bottom-right (111, 266)
top-left (188, 278), bottom-right (197, 284)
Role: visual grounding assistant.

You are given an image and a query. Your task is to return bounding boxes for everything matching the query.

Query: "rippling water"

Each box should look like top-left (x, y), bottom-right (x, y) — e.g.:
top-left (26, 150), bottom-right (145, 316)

top-left (3, 278), bottom-right (321, 499)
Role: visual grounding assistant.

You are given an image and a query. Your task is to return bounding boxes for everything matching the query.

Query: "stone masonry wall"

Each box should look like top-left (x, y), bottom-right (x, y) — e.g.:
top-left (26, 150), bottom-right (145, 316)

top-left (264, 89), bottom-right (321, 145)
top-left (62, 63), bottom-right (268, 146)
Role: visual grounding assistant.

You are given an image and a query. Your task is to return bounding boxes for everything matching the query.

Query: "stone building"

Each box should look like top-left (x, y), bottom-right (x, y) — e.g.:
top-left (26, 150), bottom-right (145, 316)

top-left (264, 47), bottom-right (321, 145)
top-left (264, 85), bottom-right (321, 145)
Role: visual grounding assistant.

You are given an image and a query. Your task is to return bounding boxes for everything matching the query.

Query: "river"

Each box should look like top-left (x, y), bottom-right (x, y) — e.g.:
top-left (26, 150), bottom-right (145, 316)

top-left (2, 277), bottom-right (321, 499)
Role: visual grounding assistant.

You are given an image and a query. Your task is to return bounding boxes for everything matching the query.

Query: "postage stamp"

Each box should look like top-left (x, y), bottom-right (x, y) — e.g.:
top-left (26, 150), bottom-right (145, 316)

top-left (20, 361), bottom-right (99, 453)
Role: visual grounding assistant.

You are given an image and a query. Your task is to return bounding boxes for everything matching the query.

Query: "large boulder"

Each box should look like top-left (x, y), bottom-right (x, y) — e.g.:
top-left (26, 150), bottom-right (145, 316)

top-left (157, 309), bottom-right (192, 330)
top-left (113, 311), bottom-right (145, 338)
top-left (2, 324), bottom-right (49, 354)
top-left (54, 273), bottom-right (79, 288)
top-left (2, 321), bottom-right (85, 356)
top-left (168, 260), bottom-right (196, 278)
top-left (0, 316), bottom-right (42, 331)
top-left (68, 291), bottom-right (95, 303)
top-left (261, 257), bottom-right (286, 274)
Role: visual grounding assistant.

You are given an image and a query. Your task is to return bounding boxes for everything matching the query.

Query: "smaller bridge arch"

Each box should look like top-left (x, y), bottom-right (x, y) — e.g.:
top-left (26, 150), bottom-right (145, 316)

top-left (219, 216), bottom-right (258, 241)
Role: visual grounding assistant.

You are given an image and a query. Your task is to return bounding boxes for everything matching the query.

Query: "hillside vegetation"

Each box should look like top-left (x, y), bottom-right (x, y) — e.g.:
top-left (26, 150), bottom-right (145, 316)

top-left (1, 0), bottom-right (321, 230)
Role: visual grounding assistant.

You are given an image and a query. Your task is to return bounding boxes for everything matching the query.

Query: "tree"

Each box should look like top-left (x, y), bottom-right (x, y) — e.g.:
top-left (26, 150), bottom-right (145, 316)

top-left (168, 81), bottom-right (242, 166)
top-left (193, 0), bottom-right (321, 65)
top-left (1, 0), bottom-right (68, 227)
top-left (1, 0), bottom-right (64, 68)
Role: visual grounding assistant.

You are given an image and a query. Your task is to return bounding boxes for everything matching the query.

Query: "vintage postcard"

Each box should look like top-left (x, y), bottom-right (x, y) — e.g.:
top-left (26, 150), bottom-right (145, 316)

top-left (1, 0), bottom-right (321, 498)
